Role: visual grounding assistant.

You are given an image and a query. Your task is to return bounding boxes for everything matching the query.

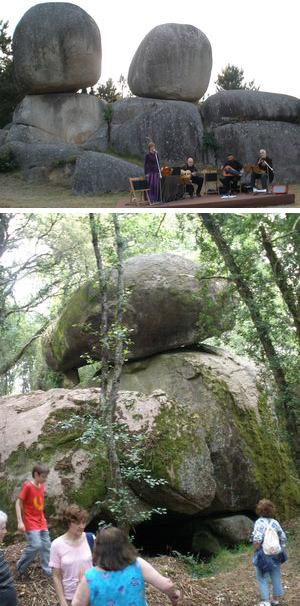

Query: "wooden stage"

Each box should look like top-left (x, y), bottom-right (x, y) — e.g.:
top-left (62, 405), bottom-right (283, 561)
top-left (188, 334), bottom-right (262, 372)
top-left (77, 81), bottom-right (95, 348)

top-left (117, 192), bottom-right (295, 209)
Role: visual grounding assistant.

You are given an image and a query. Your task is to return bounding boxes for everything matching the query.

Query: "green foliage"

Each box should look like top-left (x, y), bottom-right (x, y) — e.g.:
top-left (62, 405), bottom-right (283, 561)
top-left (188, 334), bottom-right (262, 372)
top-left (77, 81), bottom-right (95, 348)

top-left (97, 79), bottom-right (120, 103)
top-left (215, 64), bottom-right (259, 91)
top-left (57, 412), bottom-right (168, 525)
top-left (0, 149), bottom-right (19, 172)
top-left (0, 20), bottom-right (23, 127)
top-left (172, 543), bottom-right (253, 577)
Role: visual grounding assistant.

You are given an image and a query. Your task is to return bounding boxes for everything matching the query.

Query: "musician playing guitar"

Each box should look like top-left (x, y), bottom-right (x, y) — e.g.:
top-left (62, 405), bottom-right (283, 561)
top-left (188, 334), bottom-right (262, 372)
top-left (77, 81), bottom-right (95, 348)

top-left (251, 149), bottom-right (274, 191)
top-left (181, 157), bottom-right (203, 198)
top-left (220, 154), bottom-right (243, 196)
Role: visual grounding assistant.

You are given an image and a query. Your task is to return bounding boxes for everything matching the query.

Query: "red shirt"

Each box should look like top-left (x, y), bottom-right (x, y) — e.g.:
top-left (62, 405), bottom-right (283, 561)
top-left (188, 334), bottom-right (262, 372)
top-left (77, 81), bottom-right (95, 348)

top-left (19, 481), bottom-right (48, 530)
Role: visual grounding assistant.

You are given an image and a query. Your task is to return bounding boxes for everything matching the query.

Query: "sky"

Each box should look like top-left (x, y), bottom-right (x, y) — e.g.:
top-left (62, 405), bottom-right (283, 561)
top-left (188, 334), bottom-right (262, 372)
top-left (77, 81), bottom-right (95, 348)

top-left (4, 0), bottom-right (300, 98)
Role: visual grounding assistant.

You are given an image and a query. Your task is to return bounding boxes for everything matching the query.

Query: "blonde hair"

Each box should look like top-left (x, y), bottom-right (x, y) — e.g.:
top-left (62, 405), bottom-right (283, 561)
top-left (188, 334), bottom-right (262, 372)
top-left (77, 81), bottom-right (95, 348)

top-left (148, 142), bottom-right (156, 151)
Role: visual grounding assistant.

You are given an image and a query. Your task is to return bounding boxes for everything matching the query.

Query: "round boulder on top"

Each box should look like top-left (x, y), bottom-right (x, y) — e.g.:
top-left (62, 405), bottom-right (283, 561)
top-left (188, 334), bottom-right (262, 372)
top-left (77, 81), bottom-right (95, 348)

top-left (43, 253), bottom-right (235, 375)
top-left (128, 23), bottom-right (212, 102)
top-left (13, 2), bottom-right (102, 94)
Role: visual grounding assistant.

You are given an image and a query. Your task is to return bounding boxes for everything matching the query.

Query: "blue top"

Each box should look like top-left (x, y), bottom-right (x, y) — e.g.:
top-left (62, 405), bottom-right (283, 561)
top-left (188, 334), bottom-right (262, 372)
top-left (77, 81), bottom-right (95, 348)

top-left (85, 560), bottom-right (147, 606)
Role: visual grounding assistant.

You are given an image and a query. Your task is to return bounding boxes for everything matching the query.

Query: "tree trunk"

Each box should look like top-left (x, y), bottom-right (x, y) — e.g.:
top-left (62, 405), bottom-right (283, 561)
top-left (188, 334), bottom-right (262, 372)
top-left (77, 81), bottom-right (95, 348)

top-left (199, 214), bottom-right (298, 440)
top-left (259, 223), bottom-right (300, 346)
top-left (89, 213), bottom-right (130, 529)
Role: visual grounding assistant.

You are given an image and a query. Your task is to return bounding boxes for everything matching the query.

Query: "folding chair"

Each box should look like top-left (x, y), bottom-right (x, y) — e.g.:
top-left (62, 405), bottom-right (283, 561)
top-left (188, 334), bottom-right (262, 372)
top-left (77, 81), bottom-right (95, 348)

top-left (128, 177), bottom-right (150, 205)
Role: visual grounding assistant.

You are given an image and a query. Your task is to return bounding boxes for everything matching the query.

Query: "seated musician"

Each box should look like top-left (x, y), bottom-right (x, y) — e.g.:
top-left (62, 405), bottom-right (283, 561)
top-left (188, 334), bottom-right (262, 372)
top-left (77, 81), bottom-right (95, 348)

top-left (220, 154), bottom-right (243, 195)
top-left (181, 157), bottom-right (203, 198)
top-left (251, 149), bottom-right (274, 191)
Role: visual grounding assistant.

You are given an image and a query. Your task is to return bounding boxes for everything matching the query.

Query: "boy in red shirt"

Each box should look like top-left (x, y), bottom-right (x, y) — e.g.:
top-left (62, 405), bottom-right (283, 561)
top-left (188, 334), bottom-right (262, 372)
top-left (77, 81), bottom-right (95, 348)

top-left (16, 462), bottom-right (51, 577)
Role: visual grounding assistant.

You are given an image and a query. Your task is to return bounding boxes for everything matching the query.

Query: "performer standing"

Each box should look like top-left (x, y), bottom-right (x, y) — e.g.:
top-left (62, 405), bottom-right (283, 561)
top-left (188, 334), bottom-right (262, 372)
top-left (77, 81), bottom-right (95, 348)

top-left (181, 157), bottom-right (203, 197)
top-left (144, 142), bottom-right (161, 203)
top-left (251, 149), bottom-right (274, 191)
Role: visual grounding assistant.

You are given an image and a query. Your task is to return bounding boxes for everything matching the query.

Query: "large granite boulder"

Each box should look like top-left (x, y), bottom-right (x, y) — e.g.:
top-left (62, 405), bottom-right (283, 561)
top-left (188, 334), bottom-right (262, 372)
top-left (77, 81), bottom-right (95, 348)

top-left (210, 121), bottom-right (300, 182)
top-left (0, 141), bottom-right (84, 184)
top-left (202, 91), bottom-right (300, 127)
top-left (43, 254), bottom-right (235, 374)
top-left (72, 152), bottom-right (144, 194)
top-left (1, 350), bottom-right (299, 533)
top-left (111, 97), bottom-right (204, 162)
top-left (13, 3), bottom-right (101, 94)
top-left (207, 515), bottom-right (254, 544)
top-left (119, 347), bottom-right (300, 515)
top-left (128, 23), bottom-right (212, 102)
top-left (8, 94), bottom-right (108, 145)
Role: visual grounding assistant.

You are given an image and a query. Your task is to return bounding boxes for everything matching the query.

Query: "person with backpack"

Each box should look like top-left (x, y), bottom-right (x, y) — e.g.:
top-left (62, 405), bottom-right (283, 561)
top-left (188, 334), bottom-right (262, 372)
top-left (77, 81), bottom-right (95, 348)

top-left (50, 504), bottom-right (94, 606)
top-left (252, 499), bottom-right (287, 606)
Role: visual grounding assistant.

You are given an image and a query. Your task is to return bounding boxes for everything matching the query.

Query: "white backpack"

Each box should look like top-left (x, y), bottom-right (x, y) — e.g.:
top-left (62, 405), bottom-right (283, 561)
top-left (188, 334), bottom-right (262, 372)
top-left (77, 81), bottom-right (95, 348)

top-left (262, 520), bottom-right (281, 555)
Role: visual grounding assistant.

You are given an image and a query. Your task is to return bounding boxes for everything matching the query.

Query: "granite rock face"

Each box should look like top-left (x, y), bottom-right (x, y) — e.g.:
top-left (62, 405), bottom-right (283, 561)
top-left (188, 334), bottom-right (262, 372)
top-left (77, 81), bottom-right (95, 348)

top-left (72, 152), bottom-right (144, 194)
top-left (13, 2), bottom-right (102, 93)
top-left (111, 97), bottom-right (204, 163)
top-left (1, 349), bottom-right (298, 533)
top-left (128, 23), bottom-right (212, 102)
top-left (202, 91), bottom-right (300, 127)
top-left (43, 254), bottom-right (235, 373)
top-left (8, 94), bottom-right (108, 145)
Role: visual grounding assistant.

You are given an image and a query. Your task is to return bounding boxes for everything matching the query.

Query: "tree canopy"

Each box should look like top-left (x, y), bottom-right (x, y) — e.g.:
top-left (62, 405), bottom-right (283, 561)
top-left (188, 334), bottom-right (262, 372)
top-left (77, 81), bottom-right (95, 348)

top-left (215, 63), bottom-right (259, 91)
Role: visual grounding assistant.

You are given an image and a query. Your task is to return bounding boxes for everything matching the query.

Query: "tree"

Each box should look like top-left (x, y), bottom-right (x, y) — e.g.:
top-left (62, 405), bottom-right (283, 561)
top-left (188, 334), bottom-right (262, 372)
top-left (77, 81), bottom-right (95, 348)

top-left (96, 78), bottom-right (121, 103)
top-left (198, 213), bottom-right (299, 461)
top-left (215, 64), bottom-right (259, 92)
top-left (0, 20), bottom-right (23, 127)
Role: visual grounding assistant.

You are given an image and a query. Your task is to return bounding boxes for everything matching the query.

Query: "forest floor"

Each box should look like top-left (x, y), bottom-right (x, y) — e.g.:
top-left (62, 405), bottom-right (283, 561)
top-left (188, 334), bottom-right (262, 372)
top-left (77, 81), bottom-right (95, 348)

top-left (0, 172), bottom-right (300, 208)
top-left (4, 518), bottom-right (300, 606)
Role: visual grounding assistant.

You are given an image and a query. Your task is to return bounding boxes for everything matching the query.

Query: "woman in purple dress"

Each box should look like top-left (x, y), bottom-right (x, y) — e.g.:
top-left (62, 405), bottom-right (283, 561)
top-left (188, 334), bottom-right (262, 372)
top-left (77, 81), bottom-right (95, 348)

top-left (144, 143), bottom-right (161, 203)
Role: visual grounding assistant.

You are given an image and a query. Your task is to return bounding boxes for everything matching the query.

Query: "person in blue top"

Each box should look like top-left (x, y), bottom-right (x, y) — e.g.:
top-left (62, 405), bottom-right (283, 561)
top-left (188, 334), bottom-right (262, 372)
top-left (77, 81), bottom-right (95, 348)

top-left (252, 499), bottom-right (287, 606)
top-left (72, 525), bottom-right (181, 606)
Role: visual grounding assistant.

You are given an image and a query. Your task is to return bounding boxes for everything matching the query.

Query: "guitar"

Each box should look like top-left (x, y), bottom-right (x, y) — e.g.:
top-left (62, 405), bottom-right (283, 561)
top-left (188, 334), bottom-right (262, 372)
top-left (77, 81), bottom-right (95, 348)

top-left (223, 165), bottom-right (241, 177)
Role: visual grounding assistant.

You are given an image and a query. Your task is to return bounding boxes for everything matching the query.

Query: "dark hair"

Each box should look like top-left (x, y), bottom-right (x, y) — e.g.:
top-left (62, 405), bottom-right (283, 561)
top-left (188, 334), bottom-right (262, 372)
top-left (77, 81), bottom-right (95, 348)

top-left (256, 499), bottom-right (276, 518)
top-left (32, 462), bottom-right (49, 478)
top-left (94, 526), bottom-right (138, 571)
top-left (62, 504), bottom-right (88, 529)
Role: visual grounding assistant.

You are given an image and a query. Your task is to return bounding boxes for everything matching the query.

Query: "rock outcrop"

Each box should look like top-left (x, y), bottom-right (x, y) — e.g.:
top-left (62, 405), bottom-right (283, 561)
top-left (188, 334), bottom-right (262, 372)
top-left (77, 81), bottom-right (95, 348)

top-left (111, 98), bottom-right (204, 163)
top-left (13, 2), bottom-right (102, 94)
top-left (72, 152), bottom-right (144, 195)
top-left (43, 254), bottom-right (235, 374)
top-left (1, 348), bottom-right (299, 537)
top-left (8, 94), bottom-right (108, 146)
top-left (202, 91), bottom-right (300, 127)
top-left (128, 23), bottom-right (212, 102)
top-left (201, 91), bottom-right (300, 181)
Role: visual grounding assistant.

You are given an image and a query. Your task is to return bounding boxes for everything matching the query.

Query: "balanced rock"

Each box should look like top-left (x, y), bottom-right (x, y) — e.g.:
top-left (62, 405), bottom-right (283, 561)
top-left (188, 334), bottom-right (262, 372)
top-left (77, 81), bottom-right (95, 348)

top-left (13, 3), bottom-right (101, 93)
top-left (8, 94), bottom-right (107, 145)
top-left (128, 23), bottom-right (212, 102)
top-left (111, 97), bottom-right (204, 162)
top-left (43, 254), bottom-right (234, 374)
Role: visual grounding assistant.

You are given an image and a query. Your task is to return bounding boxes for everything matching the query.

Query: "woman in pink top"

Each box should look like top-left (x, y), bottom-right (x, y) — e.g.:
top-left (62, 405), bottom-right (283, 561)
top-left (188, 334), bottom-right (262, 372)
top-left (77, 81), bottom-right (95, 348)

top-left (50, 505), bottom-right (94, 606)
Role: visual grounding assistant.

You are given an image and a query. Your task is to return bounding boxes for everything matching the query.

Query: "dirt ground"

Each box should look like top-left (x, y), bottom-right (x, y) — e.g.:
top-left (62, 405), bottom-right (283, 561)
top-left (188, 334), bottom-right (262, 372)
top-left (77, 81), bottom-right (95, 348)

top-left (4, 519), bottom-right (300, 606)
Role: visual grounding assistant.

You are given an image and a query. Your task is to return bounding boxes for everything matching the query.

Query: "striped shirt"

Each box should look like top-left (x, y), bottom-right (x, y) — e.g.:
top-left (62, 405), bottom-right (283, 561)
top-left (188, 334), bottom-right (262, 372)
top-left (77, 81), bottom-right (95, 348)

top-left (0, 549), bottom-right (13, 588)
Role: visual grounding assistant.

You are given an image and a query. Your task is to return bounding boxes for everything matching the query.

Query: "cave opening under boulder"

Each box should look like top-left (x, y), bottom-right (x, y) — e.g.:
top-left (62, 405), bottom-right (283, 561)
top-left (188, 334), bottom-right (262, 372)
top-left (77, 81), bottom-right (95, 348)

top-left (85, 509), bottom-right (255, 558)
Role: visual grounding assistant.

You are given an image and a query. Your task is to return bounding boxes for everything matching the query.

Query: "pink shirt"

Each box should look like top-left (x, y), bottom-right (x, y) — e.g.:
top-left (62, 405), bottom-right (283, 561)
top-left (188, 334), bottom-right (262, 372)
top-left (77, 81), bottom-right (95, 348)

top-left (49, 534), bottom-right (93, 600)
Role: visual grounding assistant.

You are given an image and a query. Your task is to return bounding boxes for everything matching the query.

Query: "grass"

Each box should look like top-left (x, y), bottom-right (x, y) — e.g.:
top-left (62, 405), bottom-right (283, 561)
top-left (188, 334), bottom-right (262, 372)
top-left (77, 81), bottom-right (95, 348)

top-left (172, 544), bottom-right (253, 578)
top-left (0, 172), bottom-right (299, 208)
